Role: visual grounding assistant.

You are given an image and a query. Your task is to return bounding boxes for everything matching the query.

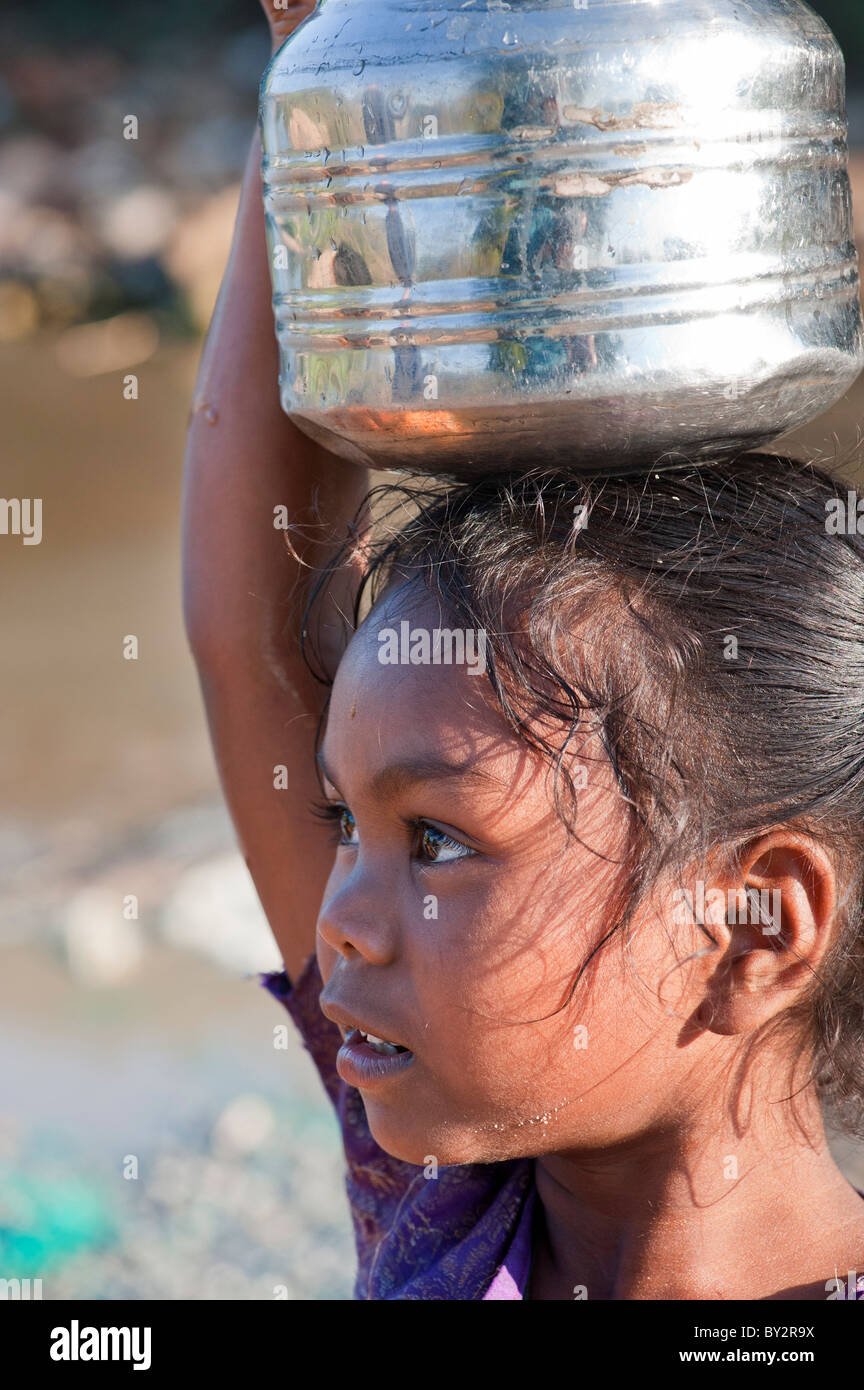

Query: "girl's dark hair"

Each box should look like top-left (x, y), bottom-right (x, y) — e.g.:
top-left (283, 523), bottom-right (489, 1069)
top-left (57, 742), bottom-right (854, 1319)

top-left (300, 449), bottom-right (864, 1138)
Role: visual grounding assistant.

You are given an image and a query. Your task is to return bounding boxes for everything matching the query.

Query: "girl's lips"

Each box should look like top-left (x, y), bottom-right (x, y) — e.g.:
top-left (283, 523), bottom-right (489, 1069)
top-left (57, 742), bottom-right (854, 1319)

top-left (337, 1029), bottom-right (416, 1088)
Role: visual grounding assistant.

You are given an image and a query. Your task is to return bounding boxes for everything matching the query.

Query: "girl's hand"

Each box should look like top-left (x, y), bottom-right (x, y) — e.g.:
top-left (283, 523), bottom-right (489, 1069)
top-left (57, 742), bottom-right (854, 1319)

top-left (259, 0), bottom-right (319, 51)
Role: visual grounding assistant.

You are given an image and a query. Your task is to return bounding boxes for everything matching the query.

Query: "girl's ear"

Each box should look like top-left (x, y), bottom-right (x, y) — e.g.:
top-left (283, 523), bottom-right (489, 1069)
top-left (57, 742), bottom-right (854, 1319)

top-left (696, 831), bottom-right (838, 1038)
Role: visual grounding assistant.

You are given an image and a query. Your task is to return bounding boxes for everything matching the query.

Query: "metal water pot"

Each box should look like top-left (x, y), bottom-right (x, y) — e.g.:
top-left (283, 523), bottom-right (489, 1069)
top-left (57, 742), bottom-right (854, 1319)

top-left (260, 0), bottom-right (864, 473)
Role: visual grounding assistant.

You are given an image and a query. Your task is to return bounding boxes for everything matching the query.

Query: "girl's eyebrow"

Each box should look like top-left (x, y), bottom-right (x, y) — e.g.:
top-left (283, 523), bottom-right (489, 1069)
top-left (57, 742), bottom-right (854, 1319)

top-left (316, 751), bottom-right (496, 799)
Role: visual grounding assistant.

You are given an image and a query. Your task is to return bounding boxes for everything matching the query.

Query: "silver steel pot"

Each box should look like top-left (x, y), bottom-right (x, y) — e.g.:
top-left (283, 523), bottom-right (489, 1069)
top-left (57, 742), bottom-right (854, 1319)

top-left (260, 0), bottom-right (864, 474)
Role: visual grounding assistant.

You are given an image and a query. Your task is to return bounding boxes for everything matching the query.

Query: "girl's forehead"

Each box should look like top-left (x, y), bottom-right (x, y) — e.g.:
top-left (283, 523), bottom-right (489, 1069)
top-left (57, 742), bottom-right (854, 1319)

top-left (332, 583), bottom-right (600, 756)
top-left (326, 617), bottom-right (621, 828)
top-left (331, 620), bottom-right (504, 746)
top-left (360, 576), bottom-right (453, 631)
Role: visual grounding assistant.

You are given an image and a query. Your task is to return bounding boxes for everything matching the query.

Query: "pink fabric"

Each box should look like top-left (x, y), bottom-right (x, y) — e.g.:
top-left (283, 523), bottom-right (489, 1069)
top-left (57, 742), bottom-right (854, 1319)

top-left (482, 1181), bottom-right (536, 1300)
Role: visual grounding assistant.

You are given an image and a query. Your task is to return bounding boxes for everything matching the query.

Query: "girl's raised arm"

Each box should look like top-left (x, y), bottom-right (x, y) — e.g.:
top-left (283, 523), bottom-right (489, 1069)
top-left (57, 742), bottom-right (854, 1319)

top-left (182, 15), bottom-right (369, 978)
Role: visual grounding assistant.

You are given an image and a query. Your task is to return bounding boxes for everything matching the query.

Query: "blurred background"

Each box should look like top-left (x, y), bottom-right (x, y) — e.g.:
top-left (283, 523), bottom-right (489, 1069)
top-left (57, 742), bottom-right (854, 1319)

top-left (1, 0), bottom-right (863, 1300)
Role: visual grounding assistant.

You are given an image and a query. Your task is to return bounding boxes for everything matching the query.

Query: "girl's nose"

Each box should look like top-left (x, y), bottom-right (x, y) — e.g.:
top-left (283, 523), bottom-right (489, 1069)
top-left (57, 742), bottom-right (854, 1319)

top-left (316, 863), bottom-right (398, 965)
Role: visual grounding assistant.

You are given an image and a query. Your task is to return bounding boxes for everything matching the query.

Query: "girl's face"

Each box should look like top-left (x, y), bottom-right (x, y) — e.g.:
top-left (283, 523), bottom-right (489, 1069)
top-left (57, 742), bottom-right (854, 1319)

top-left (316, 585), bottom-right (704, 1166)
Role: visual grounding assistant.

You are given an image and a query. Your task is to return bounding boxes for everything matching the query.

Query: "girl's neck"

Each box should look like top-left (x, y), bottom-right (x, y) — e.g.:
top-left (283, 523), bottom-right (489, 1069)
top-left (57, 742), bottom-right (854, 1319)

top-left (529, 1089), bottom-right (864, 1301)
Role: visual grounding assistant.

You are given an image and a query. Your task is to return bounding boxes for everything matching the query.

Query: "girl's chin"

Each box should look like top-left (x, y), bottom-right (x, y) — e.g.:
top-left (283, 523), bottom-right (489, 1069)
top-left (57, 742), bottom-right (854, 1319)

top-left (363, 1115), bottom-right (471, 1168)
top-left (363, 1104), bottom-right (530, 1168)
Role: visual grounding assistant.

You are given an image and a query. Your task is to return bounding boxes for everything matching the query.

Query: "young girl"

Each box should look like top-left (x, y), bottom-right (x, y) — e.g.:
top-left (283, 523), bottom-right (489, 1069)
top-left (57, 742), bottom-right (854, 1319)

top-left (183, 1), bottom-right (864, 1300)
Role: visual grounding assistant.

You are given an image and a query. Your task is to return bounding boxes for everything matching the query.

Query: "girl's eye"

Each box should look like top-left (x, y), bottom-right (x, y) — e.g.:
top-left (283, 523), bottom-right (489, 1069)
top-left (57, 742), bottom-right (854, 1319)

top-left (338, 807), bottom-right (357, 845)
top-left (418, 823), bottom-right (474, 864)
top-left (312, 800), bottom-right (473, 863)
top-left (312, 799), bottom-right (358, 847)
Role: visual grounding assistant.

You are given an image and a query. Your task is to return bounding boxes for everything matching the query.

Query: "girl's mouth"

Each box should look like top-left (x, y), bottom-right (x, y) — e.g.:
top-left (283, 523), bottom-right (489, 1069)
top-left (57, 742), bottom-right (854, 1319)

top-left (337, 1028), bottom-right (415, 1087)
top-left (354, 1028), bottom-right (407, 1056)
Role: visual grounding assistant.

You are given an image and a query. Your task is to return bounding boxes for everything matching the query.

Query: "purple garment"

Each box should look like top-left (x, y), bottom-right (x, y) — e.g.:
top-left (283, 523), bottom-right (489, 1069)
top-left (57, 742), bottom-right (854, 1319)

top-left (261, 953), bottom-right (864, 1302)
top-left (260, 952), bottom-right (534, 1300)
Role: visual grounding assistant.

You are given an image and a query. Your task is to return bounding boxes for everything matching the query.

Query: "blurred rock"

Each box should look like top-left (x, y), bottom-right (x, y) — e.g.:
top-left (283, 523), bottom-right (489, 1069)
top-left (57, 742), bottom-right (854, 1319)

top-left (99, 255), bottom-right (178, 311)
top-left (211, 1095), bottom-right (276, 1158)
top-left (0, 1112), bottom-right (24, 1162)
top-left (65, 137), bottom-right (143, 203)
top-left (159, 115), bottom-right (250, 190)
top-left (61, 885), bottom-right (146, 987)
top-left (54, 310), bottom-right (159, 377)
top-left (10, 48), bottom-right (123, 119)
top-left (33, 268), bottom-right (93, 326)
top-left (0, 280), bottom-right (39, 340)
top-left (221, 27), bottom-right (273, 90)
top-left (0, 75), bottom-right (15, 130)
top-left (0, 27), bottom-right (265, 334)
top-left (98, 186), bottom-right (178, 260)
top-left (0, 134), bottom-right (64, 201)
top-left (159, 851), bottom-right (281, 976)
top-left (149, 801), bottom-right (235, 860)
top-left (164, 184), bottom-right (239, 331)
top-left (0, 202), bottom-right (89, 275)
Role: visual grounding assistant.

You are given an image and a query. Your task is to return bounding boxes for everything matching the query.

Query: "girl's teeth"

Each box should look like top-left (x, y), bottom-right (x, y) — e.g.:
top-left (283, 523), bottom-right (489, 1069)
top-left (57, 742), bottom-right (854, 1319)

top-left (362, 1031), bottom-right (404, 1055)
